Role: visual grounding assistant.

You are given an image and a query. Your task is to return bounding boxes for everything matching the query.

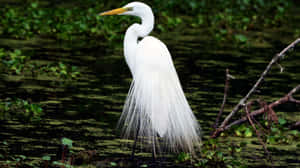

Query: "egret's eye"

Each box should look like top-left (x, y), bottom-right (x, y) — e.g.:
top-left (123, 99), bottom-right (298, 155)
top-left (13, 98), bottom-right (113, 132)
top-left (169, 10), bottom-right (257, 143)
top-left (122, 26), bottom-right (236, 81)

top-left (126, 7), bottom-right (133, 11)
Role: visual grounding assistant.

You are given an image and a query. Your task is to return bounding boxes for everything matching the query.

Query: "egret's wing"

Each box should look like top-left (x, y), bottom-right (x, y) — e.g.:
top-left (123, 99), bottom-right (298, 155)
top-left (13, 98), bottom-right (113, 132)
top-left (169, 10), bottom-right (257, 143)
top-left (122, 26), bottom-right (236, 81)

top-left (134, 36), bottom-right (179, 136)
top-left (119, 36), bottom-right (201, 153)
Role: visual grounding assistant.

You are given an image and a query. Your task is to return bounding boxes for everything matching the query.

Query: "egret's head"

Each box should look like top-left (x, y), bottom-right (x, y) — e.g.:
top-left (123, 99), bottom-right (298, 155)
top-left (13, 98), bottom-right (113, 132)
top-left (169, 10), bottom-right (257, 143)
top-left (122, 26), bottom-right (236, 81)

top-left (99, 2), bottom-right (152, 18)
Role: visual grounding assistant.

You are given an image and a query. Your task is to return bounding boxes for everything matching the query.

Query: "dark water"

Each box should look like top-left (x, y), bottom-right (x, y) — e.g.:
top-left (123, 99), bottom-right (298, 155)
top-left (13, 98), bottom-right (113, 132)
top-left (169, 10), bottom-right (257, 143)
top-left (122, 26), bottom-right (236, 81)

top-left (0, 4), bottom-right (300, 168)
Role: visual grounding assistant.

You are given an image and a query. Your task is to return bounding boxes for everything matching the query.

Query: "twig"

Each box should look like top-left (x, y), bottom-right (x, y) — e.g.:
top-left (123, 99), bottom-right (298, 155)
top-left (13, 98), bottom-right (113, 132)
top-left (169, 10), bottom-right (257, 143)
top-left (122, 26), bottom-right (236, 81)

top-left (218, 38), bottom-right (300, 130)
top-left (213, 69), bottom-right (231, 128)
top-left (212, 85), bottom-right (300, 135)
top-left (245, 103), bottom-right (271, 161)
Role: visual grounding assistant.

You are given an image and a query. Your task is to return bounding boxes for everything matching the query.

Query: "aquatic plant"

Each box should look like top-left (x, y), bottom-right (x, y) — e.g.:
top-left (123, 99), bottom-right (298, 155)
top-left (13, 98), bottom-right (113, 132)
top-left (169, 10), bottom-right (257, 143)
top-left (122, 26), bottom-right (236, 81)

top-left (41, 62), bottom-right (81, 80)
top-left (0, 48), bottom-right (30, 74)
top-left (0, 0), bottom-right (292, 44)
top-left (0, 98), bottom-right (44, 123)
top-left (175, 138), bottom-right (247, 167)
top-left (0, 48), bottom-right (81, 80)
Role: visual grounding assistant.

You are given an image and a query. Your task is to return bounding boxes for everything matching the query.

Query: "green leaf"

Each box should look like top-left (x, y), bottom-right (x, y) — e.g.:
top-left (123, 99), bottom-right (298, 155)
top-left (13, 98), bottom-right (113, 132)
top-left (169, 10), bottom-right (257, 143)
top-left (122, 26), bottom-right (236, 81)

top-left (235, 130), bottom-right (242, 137)
top-left (271, 127), bottom-right (279, 133)
top-left (14, 49), bottom-right (21, 56)
top-left (244, 128), bottom-right (253, 137)
top-left (217, 151), bottom-right (223, 159)
top-left (267, 136), bottom-right (276, 144)
top-left (234, 34), bottom-right (248, 43)
top-left (19, 155), bottom-right (26, 160)
top-left (110, 162), bottom-right (117, 166)
top-left (289, 130), bottom-right (299, 137)
top-left (278, 118), bottom-right (286, 125)
top-left (42, 155), bottom-right (51, 161)
top-left (177, 152), bottom-right (190, 162)
top-left (235, 147), bottom-right (241, 153)
top-left (31, 2), bottom-right (38, 8)
top-left (52, 161), bottom-right (64, 166)
top-left (61, 137), bottom-right (73, 148)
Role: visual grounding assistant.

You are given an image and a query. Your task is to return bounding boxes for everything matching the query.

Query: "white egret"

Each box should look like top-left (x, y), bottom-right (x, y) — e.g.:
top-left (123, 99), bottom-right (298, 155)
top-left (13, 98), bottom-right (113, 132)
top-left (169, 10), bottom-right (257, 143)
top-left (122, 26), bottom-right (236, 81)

top-left (100, 2), bottom-right (201, 155)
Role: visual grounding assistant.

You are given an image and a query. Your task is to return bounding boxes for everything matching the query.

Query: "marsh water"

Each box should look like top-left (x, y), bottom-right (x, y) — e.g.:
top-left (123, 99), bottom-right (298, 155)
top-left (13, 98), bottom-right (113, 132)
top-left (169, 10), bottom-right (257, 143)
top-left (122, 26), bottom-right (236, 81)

top-left (1, 3), bottom-right (300, 168)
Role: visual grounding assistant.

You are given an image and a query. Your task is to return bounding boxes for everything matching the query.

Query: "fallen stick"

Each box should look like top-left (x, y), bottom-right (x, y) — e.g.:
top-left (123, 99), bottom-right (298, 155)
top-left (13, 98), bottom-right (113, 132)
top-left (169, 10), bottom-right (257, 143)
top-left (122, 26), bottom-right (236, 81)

top-left (212, 85), bottom-right (300, 137)
top-left (219, 38), bottom-right (300, 129)
top-left (213, 69), bottom-right (231, 128)
top-left (245, 104), bottom-right (271, 160)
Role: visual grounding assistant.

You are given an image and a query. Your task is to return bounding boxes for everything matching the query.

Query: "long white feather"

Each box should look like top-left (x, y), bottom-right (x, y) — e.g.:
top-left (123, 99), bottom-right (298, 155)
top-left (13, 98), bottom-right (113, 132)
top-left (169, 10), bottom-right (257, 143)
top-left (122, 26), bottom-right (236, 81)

top-left (118, 36), bottom-right (201, 153)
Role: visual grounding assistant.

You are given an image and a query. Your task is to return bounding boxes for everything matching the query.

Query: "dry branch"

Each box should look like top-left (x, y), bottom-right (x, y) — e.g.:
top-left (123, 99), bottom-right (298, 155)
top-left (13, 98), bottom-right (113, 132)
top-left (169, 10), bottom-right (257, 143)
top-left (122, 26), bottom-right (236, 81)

top-left (245, 104), bottom-right (271, 159)
top-left (213, 69), bottom-right (231, 128)
top-left (211, 38), bottom-right (300, 138)
top-left (219, 38), bottom-right (300, 129)
top-left (212, 84), bottom-right (300, 137)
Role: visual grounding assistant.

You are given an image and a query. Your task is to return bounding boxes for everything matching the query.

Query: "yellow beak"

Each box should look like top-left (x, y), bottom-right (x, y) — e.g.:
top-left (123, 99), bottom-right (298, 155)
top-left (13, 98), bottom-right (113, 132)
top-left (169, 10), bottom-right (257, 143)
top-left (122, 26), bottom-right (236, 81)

top-left (99, 7), bottom-right (127, 16)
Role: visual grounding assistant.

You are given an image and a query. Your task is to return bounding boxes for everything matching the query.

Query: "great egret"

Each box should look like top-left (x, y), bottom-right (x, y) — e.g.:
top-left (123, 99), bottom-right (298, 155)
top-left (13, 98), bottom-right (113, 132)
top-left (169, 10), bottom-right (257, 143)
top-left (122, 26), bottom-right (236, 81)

top-left (100, 2), bottom-right (201, 155)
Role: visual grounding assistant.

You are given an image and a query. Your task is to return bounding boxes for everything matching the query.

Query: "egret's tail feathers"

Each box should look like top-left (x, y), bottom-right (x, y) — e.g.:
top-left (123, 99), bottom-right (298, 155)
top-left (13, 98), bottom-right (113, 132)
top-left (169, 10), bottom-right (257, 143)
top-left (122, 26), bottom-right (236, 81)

top-left (118, 70), bottom-right (201, 154)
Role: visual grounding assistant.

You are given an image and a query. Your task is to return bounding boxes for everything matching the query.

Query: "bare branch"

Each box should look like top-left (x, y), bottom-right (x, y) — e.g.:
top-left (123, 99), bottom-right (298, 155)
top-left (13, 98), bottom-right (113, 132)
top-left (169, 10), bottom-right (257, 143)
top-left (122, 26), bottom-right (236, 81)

top-left (219, 38), bottom-right (300, 129)
top-left (245, 104), bottom-right (271, 160)
top-left (213, 69), bottom-right (231, 128)
top-left (212, 84), bottom-right (300, 136)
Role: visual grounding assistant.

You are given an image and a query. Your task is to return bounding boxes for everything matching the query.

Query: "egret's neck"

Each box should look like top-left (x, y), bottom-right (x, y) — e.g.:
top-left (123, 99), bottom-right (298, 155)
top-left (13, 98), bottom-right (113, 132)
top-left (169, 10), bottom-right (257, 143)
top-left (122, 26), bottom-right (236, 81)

top-left (124, 12), bottom-right (154, 75)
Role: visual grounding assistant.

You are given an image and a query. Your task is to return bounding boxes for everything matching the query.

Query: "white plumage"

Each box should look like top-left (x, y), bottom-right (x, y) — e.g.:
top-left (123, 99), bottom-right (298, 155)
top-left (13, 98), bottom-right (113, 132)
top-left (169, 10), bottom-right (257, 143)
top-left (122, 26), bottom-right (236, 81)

top-left (100, 1), bottom-right (201, 154)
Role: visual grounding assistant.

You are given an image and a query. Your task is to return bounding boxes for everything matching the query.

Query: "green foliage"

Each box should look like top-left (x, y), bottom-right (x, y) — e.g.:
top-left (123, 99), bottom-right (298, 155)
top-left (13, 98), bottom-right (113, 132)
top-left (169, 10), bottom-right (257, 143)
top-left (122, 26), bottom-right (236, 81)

top-left (53, 161), bottom-right (73, 168)
top-left (231, 117), bottom-right (300, 146)
top-left (266, 118), bottom-right (300, 145)
top-left (110, 162), bottom-right (117, 167)
top-left (0, 49), bottom-right (30, 74)
top-left (42, 155), bottom-right (51, 161)
top-left (0, 48), bottom-right (81, 81)
top-left (278, 118), bottom-right (287, 125)
top-left (193, 139), bottom-right (246, 167)
top-left (62, 137), bottom-right (73, 148)
top-left (0, 0), bottom-right (292, 44)
top-left (41, 62), bottom-right (81, 80)
top-left (234, 34), bottom-right (248, 44)
top-left (0, 2), bottom-right (134, 43)
top-left (0, 141), bottom-right (30, 168)
top-left (234, 125), bottom-right (253, 138)
top-left (176, 152), bottom-right (190, 163)
top-left (0, 98), bottom-right (44, 123)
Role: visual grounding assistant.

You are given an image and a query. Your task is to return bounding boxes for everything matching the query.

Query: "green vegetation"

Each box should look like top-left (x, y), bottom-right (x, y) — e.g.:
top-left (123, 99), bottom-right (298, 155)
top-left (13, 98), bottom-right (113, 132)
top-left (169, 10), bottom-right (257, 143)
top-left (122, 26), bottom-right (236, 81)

top-left (0, 48), bottom-right (80, 79)
top-left (0, 48), bottom-right (30, 75)
top-left (1, 137), bottom-right (75, 168)
top-left (0, 98), bottom-right (44, 123)
top-left (266, 118), bottom-right (300, 145)
top-left (173, 116), bottom-right (300, 168)
top-left (230, 117), bottom-right (300, 145)
top-left (0, 0), bottom-right (292, 44)
top-left (194, 139), bottom-right (246, 168)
